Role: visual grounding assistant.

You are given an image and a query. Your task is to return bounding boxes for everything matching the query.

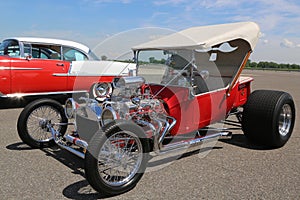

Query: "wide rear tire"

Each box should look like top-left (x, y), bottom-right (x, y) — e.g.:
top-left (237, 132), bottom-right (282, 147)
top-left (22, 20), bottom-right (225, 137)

top-left (242, 90), bottom-right (295, 148)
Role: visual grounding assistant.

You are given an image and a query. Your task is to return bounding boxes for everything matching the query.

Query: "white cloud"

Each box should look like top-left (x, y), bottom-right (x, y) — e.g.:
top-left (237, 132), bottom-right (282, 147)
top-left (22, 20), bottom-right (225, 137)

top-left (252, 40), bottom-right (300, 64)
top-left (151, 0), bottom-right (300, 35)
top-left (263, 40), bottom-right (269, 44)
top-left (201, 0), bottom-right (244, 8)
top-left (280, 38), bottom-right (300, 48)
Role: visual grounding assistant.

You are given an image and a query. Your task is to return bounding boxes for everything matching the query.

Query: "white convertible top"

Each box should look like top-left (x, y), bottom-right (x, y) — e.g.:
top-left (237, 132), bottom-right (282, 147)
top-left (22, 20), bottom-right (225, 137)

top-left (132, 22), bottom-right (260, 51)
top-left (5, 37), bottom-right (90, 54)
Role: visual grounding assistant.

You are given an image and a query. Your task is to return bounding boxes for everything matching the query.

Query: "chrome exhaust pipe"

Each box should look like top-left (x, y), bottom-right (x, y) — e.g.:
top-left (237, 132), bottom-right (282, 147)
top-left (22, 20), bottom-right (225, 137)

top-left (150, 131), bottom-right (229, 157)
top-left (56, 142), bottom-right (85, 159)
top-left (219, 131), bottom-right (232, 140)
top-left (160, 132), bottom-right (222, 154)
top-left (64, 135), bottom-right (88, 149)
top-left (48, 124), bottom-right (86, 159)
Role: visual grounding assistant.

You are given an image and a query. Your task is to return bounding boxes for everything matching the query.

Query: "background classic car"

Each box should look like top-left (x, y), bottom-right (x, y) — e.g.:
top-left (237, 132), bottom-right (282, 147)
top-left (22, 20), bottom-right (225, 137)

top-left (0, 37), bottom-right (135, 99)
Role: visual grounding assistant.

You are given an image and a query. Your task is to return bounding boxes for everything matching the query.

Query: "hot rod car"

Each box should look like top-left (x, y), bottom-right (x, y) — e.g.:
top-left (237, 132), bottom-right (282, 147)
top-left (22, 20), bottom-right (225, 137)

top-left (17, 22), bottom-right (295, 195)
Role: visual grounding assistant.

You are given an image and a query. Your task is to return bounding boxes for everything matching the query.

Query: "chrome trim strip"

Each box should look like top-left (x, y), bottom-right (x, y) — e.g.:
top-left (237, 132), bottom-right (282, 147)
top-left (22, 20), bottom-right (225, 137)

top-left (0, 66), bottom-right (10, 70)
top-left (52, 73), bottom-right (69, 77)
top-left (0, 66), bottom-right (42, 70)
top-left (193, 85), bottom-right (229, 97)
top-left (52, 73), bottom-right (126, 77)
top-left (2, 90), bottom-right (87, 98)
top-left (11, 67), bottom-right (43, 70)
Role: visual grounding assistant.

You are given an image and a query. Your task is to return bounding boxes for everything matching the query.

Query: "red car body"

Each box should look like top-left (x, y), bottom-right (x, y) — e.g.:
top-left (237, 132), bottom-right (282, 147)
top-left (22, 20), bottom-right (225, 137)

top-left (0, 37), bottom-right (135, 98)
top-left (146, 76), bottom-right (253, 135)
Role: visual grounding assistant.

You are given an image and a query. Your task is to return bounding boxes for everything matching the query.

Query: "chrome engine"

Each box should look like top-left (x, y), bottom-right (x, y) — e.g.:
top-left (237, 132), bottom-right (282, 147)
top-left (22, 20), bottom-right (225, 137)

top-left (64, 76), bottom-right (177, 153)
top-left (101, 77), bottom-right (173, 132)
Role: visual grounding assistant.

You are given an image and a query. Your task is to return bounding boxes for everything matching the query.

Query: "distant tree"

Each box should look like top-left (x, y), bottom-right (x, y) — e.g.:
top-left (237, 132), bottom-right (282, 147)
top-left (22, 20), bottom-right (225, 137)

top-left (101, 55), bottom-right (107, 61)
top-left (149, 57), bottom-right (155, 63)
top-left (250, 61), bottom-right (258, 68)
top-left (160, 58), bottom-right (166, 64)
top-left (246, 60), bottom-right (257, 68)
top-left (246, 60), bottom-right (300, 70)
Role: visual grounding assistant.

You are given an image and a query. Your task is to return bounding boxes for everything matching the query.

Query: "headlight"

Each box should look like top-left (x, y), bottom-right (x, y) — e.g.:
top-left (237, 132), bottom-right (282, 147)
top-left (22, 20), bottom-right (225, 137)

top-left (101, 107), bottom-right (117, 126)
top-left (65, 98), bottom-right (77, 119)
top-left (92, 82), bottom-right (112, 101)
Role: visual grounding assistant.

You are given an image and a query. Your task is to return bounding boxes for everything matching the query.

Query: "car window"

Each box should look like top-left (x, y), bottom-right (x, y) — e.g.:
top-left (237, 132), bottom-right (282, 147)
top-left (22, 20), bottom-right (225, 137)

top-left (31, 47), bottom-right (51, 59)
top-left (29, 44), bottom-right (62, 60)
top-left (23, 43), bottom-right (32, 57)
top-left (63, 47), bottom-right (88, 61)
top-left (0, 39), bottom-right (20, 57)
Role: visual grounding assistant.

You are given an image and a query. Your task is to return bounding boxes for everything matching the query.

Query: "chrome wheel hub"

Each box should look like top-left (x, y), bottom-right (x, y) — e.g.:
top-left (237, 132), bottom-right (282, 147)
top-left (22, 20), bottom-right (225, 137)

top-left (278, 104), bottom-right (292, 137)
top-left (27, 106), bottom-right (62, 142)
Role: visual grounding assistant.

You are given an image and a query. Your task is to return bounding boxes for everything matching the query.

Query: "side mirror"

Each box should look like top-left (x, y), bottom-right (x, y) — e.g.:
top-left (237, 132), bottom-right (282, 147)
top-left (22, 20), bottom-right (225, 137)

top-left (25, 54), bottom-right (32, 61)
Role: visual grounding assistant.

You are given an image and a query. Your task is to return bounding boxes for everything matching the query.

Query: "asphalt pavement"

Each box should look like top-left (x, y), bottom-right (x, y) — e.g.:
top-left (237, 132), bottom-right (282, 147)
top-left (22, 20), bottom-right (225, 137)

top-left (0, 70), bottom-right (299, 199)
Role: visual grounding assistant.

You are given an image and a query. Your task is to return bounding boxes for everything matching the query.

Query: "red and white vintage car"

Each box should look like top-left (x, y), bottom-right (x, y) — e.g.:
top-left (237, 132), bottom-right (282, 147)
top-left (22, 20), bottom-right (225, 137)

top-left (0, 37), bottom-right (135, 98)
top-left (17, 22), bottom-right (295, 195)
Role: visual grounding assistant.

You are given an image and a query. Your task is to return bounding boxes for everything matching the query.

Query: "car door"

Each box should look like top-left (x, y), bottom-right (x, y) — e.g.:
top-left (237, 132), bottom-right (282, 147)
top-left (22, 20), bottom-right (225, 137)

top-left (0, 39), bottom-right (18, 95)
top-left (11, 43), bottom-right (69, 94)
top-left (194, 88), bottom-right (228, 128)
top-left (0, 57), bottom-right (11, 95)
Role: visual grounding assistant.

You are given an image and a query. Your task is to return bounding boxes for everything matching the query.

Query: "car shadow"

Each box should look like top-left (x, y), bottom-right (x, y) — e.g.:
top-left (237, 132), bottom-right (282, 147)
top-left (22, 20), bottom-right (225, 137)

top-left (6, 142), bottom-right (85, 175)
top-left (147, 146), bottom-right (223, 168)
top-left (5, 134), bottom-right (273, 199)
top-left (6, 142), bottom-right (36, 151)
top-left (219, 134), bottom-right (275, 150)
top-left (0, 98), bottom-right (29, 109)
top-left (62, 180), bottom-right (112, 199)
top-left (0, 94), bottom-right (71, 109)
top-left (6, 142), bottom-right (116, 199)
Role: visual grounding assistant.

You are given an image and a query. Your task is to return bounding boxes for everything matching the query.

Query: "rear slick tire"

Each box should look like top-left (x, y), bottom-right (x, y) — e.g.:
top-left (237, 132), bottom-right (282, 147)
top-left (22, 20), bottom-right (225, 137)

top-left (242, 90), bottom-right (295, 148)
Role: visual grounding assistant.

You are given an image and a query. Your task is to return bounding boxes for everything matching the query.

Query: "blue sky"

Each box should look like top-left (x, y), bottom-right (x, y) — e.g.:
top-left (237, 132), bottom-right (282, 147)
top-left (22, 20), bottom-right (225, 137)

top-left (1, 0), bottom-right (300, 64)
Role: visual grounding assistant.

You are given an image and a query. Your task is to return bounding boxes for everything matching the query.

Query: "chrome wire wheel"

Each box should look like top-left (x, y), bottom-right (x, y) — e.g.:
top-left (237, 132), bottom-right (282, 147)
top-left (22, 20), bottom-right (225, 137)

top-left (97, 131), bottom-right (143, 187)
top-left (85, 121), bottom-right (149, 195)
top-left (26, 105), bottom-right (62, 142)
top-left (278, 104), bottom-right (293, 137)
top-left (17, 99), bottom-right (67, 148)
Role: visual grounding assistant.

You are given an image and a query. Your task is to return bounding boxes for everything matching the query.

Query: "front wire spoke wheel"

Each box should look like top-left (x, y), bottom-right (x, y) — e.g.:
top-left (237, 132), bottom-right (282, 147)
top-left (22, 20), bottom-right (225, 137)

top-left (98, 132), bottom-right (143, 187)
top-left (85, 121), bottom-right (150, 195)
top-left (17, 99), bottom-right (68, 148)
top-left (26, 105), bottom-right (62, 142)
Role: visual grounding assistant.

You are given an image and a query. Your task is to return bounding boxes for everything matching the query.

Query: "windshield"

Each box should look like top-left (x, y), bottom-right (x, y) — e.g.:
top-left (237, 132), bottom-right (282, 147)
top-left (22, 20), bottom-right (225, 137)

top-left (137, 40), bottom-right (251, 93)
top-left (137, 49), bottom-right (194, 87)
top-left (0, 39), bottom-right (20, 57)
